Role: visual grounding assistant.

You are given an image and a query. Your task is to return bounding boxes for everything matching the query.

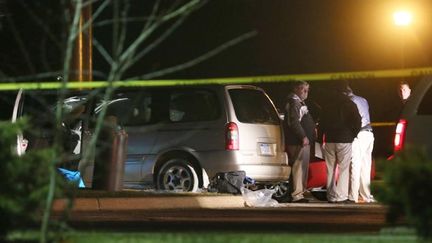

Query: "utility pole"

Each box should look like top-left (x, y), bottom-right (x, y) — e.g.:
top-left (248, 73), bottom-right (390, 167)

top-left (71, 1), bottom-right (92, 82)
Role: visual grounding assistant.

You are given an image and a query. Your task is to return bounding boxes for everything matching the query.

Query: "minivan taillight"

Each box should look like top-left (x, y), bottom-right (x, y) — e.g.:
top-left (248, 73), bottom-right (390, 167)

top-left (394, 119), bottom-right (407, 152)
top-left (225, 122), bottom-right (239, 150)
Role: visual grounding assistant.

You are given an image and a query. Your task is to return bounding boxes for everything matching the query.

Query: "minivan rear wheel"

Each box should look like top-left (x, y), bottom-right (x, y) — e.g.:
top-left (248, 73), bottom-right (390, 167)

top-left (156, 158), bottom-right (199, 192)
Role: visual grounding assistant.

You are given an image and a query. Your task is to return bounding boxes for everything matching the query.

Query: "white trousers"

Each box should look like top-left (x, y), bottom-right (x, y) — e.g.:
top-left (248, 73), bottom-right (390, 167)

top-left (349, 131), bottom-right (374, 202)
top-left (323, 143), bottom-right (352, 202)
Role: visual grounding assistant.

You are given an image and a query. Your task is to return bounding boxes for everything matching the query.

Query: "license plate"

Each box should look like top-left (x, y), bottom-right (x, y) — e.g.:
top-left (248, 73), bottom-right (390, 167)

top-left (260, 143), bottom-right (273, 156)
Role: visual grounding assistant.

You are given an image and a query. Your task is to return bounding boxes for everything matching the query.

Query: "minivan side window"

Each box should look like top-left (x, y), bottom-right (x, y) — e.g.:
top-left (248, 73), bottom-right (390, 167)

top-left (229, 89), bottom-right (280, 125)
top-left (169, 89), bottom-right (219, 122)
top-left (105, 91), bottom-right (154, 126)
top-left (417, 86), bottom-right (432, 115)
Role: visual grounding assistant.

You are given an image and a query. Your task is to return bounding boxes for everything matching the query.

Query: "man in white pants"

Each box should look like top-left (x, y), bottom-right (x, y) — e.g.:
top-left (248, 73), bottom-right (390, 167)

top-left (320, 82), bottom-right (361, 203)
top-left (346, 86), bottom-right (375, 203)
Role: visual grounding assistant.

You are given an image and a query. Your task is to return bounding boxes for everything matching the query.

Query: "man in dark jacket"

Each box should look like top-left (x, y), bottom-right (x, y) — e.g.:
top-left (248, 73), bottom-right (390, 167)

top-left (283, 80), bottom-right (316, 203)
top-left (320, 82), bottom-right (361, 203)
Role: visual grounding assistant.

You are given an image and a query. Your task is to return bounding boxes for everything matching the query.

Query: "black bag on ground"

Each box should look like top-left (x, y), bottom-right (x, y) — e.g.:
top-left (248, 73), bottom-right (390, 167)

top-left (209, 171), bottom-right (246, 194)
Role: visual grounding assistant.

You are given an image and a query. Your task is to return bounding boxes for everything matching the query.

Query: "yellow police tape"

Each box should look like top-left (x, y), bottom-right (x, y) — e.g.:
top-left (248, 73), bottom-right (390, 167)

top-left (371, 122), bottom-right (396, 127)
top-left (1, 66), bottom-right (432, 91)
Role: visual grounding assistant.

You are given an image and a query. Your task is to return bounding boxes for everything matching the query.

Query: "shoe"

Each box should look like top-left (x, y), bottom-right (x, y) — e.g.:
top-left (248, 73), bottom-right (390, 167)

top-left (328, 199), bottom-right (355, 204)
top-left (359, 196), bottom-right (376, 203)
top-left (343, 199), bottom-right (356, 204)
top-left (292, 198), bottom-right (309, 203)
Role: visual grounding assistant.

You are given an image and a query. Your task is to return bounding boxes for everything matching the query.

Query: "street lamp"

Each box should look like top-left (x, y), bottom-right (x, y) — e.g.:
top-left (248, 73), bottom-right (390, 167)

top-left (393, 10), bottom-right (412, 27)
top-left (393, 10), bottom-right (412, 68)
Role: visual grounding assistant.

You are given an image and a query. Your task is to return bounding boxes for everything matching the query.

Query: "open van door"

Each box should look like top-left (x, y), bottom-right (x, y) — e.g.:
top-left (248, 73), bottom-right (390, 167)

top-left (12, 89), bottom-right (28, 155)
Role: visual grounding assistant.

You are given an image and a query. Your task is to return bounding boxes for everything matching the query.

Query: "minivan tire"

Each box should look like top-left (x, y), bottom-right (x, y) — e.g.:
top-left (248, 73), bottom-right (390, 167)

top-left (156, 158), bottom-right (199, 192)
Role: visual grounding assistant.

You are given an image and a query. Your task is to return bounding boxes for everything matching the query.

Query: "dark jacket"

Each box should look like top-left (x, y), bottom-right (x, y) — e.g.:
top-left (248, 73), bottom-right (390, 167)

top-left (283, 93), bottom-right (316, 145)
top-left (320, 93), bottom-right (361, 143)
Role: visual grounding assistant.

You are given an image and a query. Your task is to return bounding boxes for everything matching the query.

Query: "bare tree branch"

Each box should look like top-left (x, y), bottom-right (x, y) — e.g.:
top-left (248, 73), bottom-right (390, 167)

top-left (62, 2), bottom-right (83, 82)
top-left (112, 0), bottom-right (120, 57)
top-left (93, 16), bottom-right (152, 28)
top-left (129, 30), bottom-right (258, 80)
top-left (162, 0), bottom-right (201, 21)
top-left (40, 2), bottom-right (83, 241)
top-left (5, 8), bottom-right (36, 74)
top-left (70, 0), bottom-right (111, 41)
top-left (0, 72), bottom-right (60, 82)
top-left (117, 24), bottom-right (158, 70)
top-left (91, 0), bottom-right (112, 27)
top-left (73, 0), bottom-right (114, 74)
top-left (112, 0), bottom-right (148, 80)
top-left (0, 70), bottom-right (107, 82)
top-left (120, 13), bottom-right (189, 74)
top-left (121, 0), bottom-right (207, 74)
top-left (118, 0), bottom-right (202, 67)
top-left (93, 0), bottom-right (111, 21)
top-left (40, 36), bottom-right (52, 71)
top-left (115, 0), bottom-right (130, 64)
top-left (108, 0), bottom-right (131, 81)
top-left (17, 1), bottom-right (62, 50)
top-left (93, 37), bottom-right (113, 64)
top-left (144, 0), bottom-right (161, 30)
top-left (3, 0), bottom-right (252, 84)
top-left (116, 0), bottom-right (162, 77)
top-left (60, 0), bottom-right (71, 58)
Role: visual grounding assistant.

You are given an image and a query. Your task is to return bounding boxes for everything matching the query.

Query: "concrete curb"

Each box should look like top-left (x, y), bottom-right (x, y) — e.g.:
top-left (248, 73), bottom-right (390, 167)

top-left (51, 195), bottom-right (391, 233)
top-left (53, 195), bottom-right (246, 212)
top-left (52, 194), bottom-right (385, 212)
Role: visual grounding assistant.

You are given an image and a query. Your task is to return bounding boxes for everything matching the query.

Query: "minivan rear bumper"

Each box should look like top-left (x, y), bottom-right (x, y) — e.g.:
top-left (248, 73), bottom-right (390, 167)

top-left (194, 150), bottom-right (290, 183)
top-left (236, 164), bottom-right (291, 182)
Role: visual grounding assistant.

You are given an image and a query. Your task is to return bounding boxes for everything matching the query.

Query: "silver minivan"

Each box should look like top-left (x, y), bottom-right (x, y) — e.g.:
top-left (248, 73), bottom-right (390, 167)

top-left (13, 85), bottom-right (290, 195)
top-left (393, 76), bottom-right (432, 157)
top-left (97, 85), bottom-right (289, 191)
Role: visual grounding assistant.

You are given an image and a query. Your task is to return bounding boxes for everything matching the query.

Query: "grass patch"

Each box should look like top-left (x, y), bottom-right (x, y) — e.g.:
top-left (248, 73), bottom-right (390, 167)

top-left (8, 229), bottom-right (418, 243)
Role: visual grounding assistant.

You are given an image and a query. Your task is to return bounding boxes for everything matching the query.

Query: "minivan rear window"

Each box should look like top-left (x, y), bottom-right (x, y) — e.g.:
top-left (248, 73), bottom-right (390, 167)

top-left (229, 89), bottom-right (280, 125)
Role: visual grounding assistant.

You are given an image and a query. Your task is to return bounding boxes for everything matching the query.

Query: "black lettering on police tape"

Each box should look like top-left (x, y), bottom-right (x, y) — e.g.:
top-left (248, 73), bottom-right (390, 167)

top-left (411, 69), bottom-right (432, 77)
top-left (330, 73), bottom-right (375, 80)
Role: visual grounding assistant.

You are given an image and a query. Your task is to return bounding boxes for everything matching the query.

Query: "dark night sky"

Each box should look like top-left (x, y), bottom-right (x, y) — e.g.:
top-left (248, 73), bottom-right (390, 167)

top-left (2, 1), bottom-right (431, 81)
top-left (137, 0), bottom-right (432, 157)
top-left (118, 0), bottom-right (432, 118)
top-left (135, 0), bottom-right (432, 122)
top-left (139, 0), bottom-right (432, 78)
